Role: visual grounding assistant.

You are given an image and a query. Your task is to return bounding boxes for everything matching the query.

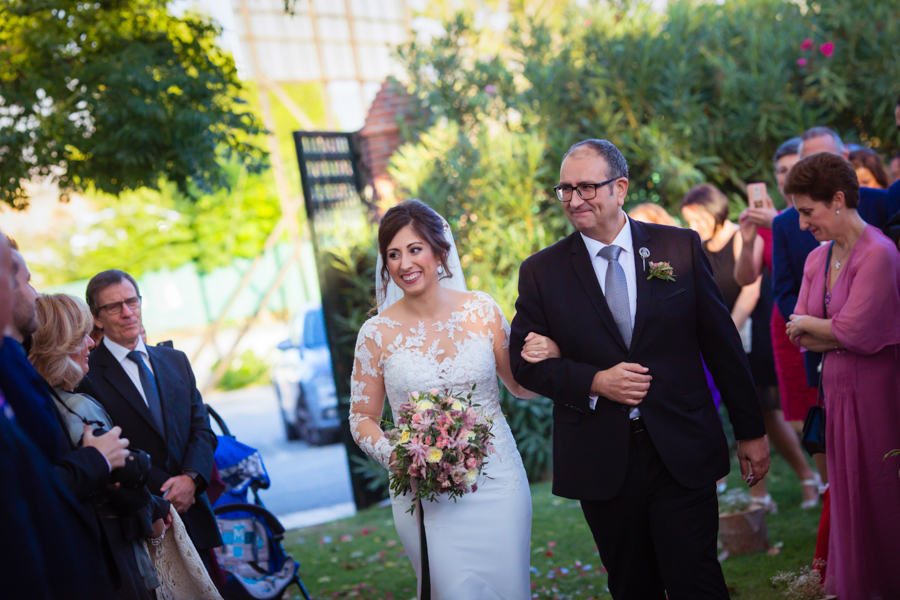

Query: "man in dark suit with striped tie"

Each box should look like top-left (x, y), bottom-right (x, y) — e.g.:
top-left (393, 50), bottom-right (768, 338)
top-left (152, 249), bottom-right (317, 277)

top-left (79, 270), bottom-right (222, 573)
top-left (510, 140), bottom-right (769, 599)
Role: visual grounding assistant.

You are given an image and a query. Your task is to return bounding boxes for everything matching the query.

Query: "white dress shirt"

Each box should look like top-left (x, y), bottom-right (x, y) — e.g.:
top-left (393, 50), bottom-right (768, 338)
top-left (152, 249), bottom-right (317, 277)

top-left (103, 336), bottom-right (155, 408)
top-left (580, 216), bottom-right (640, 417)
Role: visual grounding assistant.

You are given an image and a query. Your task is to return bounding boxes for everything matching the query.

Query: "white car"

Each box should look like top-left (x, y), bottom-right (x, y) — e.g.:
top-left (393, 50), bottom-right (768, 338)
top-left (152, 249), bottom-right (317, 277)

top-left (271, 305), bottom-right (340, 445)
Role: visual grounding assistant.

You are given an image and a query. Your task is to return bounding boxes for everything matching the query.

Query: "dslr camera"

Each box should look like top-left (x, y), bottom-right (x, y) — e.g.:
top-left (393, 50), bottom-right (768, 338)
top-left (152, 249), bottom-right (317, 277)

top-left (92, 428), bottom-right (152, 489)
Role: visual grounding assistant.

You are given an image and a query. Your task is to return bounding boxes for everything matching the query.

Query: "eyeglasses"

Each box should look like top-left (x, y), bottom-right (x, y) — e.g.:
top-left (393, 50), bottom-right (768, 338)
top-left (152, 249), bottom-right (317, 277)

top-left (553, 178), bottom-right (619, 202)
top-left (98, 296), bottom-right (142, 315)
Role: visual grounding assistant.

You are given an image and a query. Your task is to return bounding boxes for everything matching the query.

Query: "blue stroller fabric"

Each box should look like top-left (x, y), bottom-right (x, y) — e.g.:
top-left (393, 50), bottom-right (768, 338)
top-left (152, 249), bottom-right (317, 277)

top-left (211, 432), bottom-right (310, 600)
top-left (213, 435), bottom-right (271, 507)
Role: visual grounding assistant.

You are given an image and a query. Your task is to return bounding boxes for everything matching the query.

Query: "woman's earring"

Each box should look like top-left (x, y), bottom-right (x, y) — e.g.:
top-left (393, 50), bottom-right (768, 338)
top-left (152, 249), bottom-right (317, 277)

top-left (836, 209), bottom-right (840, 214)
top-left (437, 264), bottom-right (444, 275)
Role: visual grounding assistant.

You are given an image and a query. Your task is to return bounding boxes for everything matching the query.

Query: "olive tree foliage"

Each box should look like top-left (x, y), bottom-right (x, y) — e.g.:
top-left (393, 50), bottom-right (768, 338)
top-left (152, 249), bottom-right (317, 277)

top-left (0, 0), bottom-right (267, 209)
top-left (393, 0), bottom-right (900, 207)
top-left (386, 0), bottom-right (899, 315)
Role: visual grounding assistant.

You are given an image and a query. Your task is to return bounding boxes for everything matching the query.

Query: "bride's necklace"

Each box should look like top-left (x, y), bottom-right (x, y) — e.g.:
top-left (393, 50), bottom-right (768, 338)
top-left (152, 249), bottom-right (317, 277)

top-left (833, 223), bottom-right (865, 271)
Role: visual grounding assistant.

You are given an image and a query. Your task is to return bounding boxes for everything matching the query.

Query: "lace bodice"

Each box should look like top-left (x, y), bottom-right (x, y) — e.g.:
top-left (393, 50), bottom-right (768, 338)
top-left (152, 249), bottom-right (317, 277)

top-left (350, 291), bottom-right (512, 469)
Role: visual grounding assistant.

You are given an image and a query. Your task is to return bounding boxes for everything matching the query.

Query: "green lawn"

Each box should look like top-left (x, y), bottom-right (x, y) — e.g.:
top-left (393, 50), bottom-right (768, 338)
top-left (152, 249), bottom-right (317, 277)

top-left (283, 452), bottom-right (819, 599)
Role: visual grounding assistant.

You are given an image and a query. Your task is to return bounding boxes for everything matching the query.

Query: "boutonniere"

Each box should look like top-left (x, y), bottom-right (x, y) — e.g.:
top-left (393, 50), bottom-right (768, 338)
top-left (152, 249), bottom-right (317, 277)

top-left (648, 261), bottom-right (676, 281)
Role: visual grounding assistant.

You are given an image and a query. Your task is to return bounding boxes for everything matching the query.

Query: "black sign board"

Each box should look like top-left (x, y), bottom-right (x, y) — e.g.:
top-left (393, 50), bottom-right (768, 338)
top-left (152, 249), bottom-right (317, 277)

top-left (294, 131), bottom-right (383, 509)
top-left (295, 132), bottom-right (368, 249)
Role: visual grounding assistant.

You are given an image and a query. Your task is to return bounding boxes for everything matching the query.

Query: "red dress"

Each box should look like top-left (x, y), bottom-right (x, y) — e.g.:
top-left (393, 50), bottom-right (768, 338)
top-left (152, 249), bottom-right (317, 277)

top-left (760, 227), bottom-right (819, 421)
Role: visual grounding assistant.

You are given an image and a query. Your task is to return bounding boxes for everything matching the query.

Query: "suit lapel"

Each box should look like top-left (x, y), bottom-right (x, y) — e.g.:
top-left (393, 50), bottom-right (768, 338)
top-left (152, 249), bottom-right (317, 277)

top-left (569, 233), bottom-right (628, 352)
top-left (95, 343), bottom-right (165, 440)
top-left (629, 219), bottom-right (653, 354)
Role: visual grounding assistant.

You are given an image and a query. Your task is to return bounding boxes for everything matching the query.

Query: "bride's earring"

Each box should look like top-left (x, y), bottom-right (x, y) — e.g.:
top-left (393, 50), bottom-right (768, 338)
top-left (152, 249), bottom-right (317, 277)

top-left (437, 264), bottom-right (445, 275)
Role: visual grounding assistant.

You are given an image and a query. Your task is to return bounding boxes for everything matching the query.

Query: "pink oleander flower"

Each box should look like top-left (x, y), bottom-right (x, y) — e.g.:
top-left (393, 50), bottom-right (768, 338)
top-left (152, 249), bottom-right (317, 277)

top-left (800, 38), bottom-right (813, 51)
top-left (819, 42), bottom-right (834, 57)
top-left (797, 58), bottom-right (807, 67)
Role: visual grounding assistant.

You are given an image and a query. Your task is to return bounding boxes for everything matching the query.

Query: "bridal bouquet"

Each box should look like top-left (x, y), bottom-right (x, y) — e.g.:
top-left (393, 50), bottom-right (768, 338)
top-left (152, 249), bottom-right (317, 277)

top-left (385, 386), bottom-right (496, 512)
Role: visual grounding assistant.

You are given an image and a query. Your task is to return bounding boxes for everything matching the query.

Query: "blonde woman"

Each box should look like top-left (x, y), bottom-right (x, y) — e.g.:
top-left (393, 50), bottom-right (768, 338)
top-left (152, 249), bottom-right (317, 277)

top-left (30, 294), bottom-right (222, 600)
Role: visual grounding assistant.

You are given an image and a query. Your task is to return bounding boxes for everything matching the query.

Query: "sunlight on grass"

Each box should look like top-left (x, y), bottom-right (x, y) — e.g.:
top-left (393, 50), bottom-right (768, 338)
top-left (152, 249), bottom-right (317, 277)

top-left (284, 453), bottom-right (819, 599)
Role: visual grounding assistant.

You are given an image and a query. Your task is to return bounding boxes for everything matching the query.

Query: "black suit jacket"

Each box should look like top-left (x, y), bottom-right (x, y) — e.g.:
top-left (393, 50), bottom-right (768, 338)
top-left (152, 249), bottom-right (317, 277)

top-left (0, 411), bottom-right (116, 600)
top-left (510, 219), bottom-right (765, 501)
top-left (80, 341), bottom-right (222, 549)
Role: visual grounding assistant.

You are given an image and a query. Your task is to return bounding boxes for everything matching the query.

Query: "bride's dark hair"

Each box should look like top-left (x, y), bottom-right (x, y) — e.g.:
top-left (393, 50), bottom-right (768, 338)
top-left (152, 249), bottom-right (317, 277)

top-left (377, 199), bottom-right (452, 307)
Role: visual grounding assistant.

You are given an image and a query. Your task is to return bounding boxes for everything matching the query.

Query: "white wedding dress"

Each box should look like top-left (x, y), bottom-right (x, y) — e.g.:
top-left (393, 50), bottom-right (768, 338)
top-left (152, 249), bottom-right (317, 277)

top-left (350, 291), bottom-right (532, 600)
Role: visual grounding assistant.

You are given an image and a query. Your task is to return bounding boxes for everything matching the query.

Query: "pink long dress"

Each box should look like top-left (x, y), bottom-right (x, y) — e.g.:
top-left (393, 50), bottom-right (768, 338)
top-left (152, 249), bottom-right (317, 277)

top-left (795, 225), bottom-right (900, 599)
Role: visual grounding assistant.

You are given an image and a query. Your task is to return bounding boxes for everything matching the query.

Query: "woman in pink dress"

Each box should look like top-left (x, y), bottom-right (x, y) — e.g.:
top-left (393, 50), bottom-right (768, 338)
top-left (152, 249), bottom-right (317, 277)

top-left (784, 152), bottom-right (900, 599)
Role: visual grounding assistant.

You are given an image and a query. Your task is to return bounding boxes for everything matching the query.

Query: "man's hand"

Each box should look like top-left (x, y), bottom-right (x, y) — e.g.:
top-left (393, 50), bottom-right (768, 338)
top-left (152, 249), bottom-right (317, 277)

top-left (737, 436), bottom-right (770, 487)
top-left (590, 363), bottom-right (651, 405)
top-left (160, 475), bottom-right (197, 514)
top-left (81, 425), bottom-right (130, 471)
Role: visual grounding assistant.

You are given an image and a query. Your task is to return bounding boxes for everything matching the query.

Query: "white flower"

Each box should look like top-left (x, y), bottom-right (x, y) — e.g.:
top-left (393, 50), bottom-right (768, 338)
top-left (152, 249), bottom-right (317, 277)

top-left (464, 468), bottom-right (478, 485)
top-left (426, 447), bottom-right (443, 463)
top-left (450, 400), bottom-right (463, 411)
top-left (416, 400), bottom-right (435, 412)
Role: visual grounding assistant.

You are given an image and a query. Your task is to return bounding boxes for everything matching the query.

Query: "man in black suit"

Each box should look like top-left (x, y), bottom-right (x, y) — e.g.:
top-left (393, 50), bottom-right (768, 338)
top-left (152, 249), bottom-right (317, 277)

top-left (80, 269), bottom-right (222, 569)
top-left (0, 232), bottom-right (115, 599)
top-left (510, 140), bottom-right (769, 599)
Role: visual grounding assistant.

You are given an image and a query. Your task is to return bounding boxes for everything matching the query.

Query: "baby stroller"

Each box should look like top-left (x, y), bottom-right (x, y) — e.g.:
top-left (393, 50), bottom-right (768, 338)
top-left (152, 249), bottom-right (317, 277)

top-left (207, 404), bottom-right (313, 600)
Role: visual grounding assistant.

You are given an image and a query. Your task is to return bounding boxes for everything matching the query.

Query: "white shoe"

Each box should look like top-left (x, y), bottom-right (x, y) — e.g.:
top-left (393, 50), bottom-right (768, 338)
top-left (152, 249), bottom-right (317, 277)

top-left (800, 473), bottom-right (823, 509)
top-left (749, 494), bottom-right (778, 514)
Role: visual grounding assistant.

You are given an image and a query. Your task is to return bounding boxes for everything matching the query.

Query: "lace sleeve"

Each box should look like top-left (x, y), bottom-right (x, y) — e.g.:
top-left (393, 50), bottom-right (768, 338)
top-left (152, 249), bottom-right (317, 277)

top-left (349, 320), bottom-right (393, 470)
top-left (476, 291), bottom-right (511, 350)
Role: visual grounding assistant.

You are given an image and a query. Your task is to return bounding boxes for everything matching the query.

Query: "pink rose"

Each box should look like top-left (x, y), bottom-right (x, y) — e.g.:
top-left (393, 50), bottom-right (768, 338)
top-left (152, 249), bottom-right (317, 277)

top-left (819, 42), bottom-right (834, 57)
top-left (800, 38), bottom-right (813, 51)
top-left (430, 388), bottom-right (440, 396)
top-left (797, 58), bottom-right (807, 67)
top-left (466, 457), bottom-right (477, 468)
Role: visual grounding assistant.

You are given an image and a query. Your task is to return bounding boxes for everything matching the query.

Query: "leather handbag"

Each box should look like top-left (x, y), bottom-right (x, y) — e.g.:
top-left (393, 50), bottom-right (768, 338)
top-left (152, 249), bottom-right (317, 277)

top-left (801, 392), bottom-right (825, 456)
top-left (801, 243), bottom-right (833, 457)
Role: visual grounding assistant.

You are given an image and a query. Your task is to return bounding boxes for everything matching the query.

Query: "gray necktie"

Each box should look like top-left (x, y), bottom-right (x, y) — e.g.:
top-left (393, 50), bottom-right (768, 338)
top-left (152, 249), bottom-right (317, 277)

top-left (598, 245), bottom-right (632, 349)
top-left (127, 350), bottom-right (165, 434)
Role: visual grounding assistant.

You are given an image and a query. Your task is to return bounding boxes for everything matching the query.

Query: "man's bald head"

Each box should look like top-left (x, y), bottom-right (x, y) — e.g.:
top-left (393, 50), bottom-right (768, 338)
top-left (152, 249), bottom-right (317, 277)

top-left (798, 126), bottom-right (848, 159)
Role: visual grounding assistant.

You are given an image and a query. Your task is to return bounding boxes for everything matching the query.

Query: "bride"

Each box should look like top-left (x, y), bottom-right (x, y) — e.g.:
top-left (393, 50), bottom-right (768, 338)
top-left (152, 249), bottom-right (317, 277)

top-left (350, 199), bottom-right (557, 599)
